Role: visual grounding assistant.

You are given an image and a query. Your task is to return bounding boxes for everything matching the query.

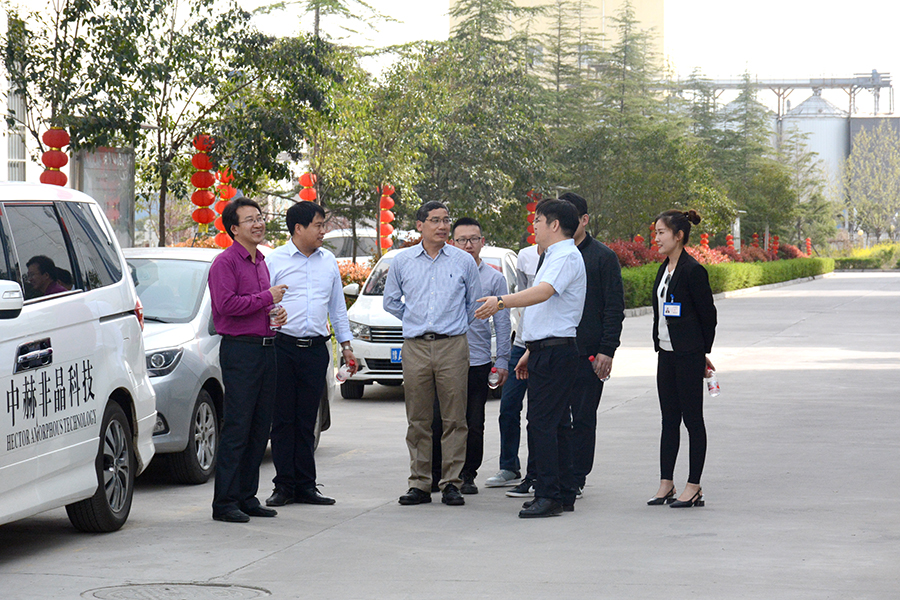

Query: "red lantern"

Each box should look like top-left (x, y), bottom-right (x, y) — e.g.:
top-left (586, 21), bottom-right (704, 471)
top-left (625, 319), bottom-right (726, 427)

top-left (526, 213), bottom-right (535, 224)
top-left (40, 170), bottom-right (67, 186)
top-left (805, 237), bottom-right (812, 255)
top-left (299, 173), bottom-right (317, 188)
top-left (191, 153), bottom-right (213, 171)
top-left (527, 224), bottom-right (534, 234)
top-left (192, 207), bottom-right (216, 224)
top-left (191, 190), bottom-right (215, 207)
top-left (191, 171), bottom-right (215, 189)
top-left (219, 185), bottom-right (237, 200)
top-left (193, 134), bottom-right (213, 152)
top-left (214, 232), bottom-right (233, 248)
top-left (380, 210), bottom-right (394, 223)
top-left (634, 234), bottom-right (644, 244)
top-left (380, 237), bottom-right (393, 249)
top-left (526, 202), bottom-right (537, 212)
top-left (752, 233), bottom-right (759, 248)
top-left (526, 234), bottom-right (536, 244)
top-left (298, 188), bottom-right (317, 201)
top-left (42, 128), bottom-right (70, 148)
top-left (42, 149), bottom-right (68, 169)
top-left (380, 196), bottom-right (395, 210)
top-left (214, 200), bottom-right (229, 214)
top-left (214, 216), bottom-right (225, 232)
top-left (726, 234), bottom-right (734, 249)
top-left (380, 223), bottom-right (394, 236)
top-left (381, 184), bottom-right (395, 197)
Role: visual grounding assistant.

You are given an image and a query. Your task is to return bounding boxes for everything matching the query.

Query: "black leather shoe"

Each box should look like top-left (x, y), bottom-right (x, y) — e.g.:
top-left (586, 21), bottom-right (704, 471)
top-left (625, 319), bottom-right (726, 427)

top-left (295, 487), bottom-right (336, 505)
top-left (265, 490), bottom-right (295, 507)
top-left (213, 509), bottom-right (250, 523)
top-left (670, 488), bottom-right (704, 508)
top-left (243, 505), bottom-right (277, 518)
top-left (460, 476), bottom-right (478, 495)
top-left (518, 497), bottom-right (563, 518)
top-left (441, 483), bottom-right (465, 506)
top-left (399, 487), bottom-right (432, 505)
top-left (523, 498), bottom-right (574, 512)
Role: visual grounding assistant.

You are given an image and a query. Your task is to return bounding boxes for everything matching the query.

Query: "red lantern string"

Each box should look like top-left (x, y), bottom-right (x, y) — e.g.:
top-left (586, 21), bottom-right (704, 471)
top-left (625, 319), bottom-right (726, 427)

top-left (299, 172), bottom-right (317, 202)
top-left (726, 234), bottom-right (734, 249)
top-left (40, 127), bottom-right (70, 187)
top-left (700, 233), bottom-right (709, 249)
top-left (525, 190), bottom-right (541, 245)
top-left (378, 184), bottom-right (396, 256)
top-left (191, 134), bottom-right (216, 236)
top-left (650, 223), bottom-right (658, 251)
top-left (213, 168), bottom-right (236, 240)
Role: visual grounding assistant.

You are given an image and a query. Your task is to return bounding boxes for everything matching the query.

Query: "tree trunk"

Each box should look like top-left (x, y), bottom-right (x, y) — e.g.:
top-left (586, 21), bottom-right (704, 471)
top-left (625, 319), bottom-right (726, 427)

top-left (158, 171), bottom-right (168, 247)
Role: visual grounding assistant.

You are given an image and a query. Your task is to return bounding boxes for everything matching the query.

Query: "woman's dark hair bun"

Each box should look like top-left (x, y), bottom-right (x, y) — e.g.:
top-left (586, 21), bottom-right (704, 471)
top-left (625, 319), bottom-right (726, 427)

top-left (685, 209), bottom-right (701, 225)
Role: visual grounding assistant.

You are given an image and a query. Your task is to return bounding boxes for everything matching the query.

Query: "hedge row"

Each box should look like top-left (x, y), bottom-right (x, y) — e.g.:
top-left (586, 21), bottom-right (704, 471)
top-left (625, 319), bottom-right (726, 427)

top-left (621, 257), bottom-right (835, 309)
top-left (834, 257), bottom-right (886, 270)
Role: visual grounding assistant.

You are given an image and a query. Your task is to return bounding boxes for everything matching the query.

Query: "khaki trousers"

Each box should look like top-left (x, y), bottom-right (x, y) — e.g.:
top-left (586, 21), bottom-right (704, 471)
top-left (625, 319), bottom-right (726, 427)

top-left (402, 334), bottom-right (469, 491)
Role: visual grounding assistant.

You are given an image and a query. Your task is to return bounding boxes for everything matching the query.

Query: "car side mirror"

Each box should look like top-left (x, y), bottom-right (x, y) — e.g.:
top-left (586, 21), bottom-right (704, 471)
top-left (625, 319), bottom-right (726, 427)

top-left (0, 280), bottom-right (25, 319)
top-left (343, 283), bottom-right (360, 298)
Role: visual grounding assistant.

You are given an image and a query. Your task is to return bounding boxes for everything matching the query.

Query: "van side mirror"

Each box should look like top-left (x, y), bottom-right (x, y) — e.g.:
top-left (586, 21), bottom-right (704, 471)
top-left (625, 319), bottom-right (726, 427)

top-left (0, 280), bottom-right (25, 319)
top-left (343, 283), bottom-right (360, 298)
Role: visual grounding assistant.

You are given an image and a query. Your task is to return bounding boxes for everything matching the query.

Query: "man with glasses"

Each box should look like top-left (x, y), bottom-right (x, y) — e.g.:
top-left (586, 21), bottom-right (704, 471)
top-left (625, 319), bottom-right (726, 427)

top-left (430, 217), bottom-right (511, 495)
top-left (208, 197), bottom-right (288, 523)
top-left (384, 201), bottom-right (482, 507)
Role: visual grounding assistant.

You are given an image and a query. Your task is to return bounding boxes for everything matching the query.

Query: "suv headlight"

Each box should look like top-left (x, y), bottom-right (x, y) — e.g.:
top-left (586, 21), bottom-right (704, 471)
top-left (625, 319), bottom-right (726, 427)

top-left (349, 320), bottom-right (371, 341)
top-left (146, 347), bottom-right (184, 377)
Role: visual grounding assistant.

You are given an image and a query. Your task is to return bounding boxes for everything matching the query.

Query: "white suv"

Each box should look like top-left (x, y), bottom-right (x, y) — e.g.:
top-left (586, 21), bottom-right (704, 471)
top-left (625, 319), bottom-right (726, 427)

top-left (0, 183), bottom-right (156, 532)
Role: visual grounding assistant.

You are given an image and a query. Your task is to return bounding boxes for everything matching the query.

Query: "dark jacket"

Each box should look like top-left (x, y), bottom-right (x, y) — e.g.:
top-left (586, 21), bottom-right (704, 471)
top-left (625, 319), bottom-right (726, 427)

top-left (576, 234), bottom-right (625, 358)
top-left (652, 252), bottom-right (716, 354)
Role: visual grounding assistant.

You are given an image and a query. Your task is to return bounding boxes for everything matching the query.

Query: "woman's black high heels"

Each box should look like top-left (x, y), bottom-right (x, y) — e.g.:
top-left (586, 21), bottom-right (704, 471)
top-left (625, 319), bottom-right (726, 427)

top-left (647, 487), bottom-right (676, 506)
top-left (669, 488), bottom-right (704, 508)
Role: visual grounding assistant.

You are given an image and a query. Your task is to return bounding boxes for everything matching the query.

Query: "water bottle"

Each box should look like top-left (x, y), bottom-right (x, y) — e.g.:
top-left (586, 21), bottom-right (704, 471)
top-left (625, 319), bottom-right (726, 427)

top-left (268, 304), bottom-right (282, 331)
top-left (487, 367), bottom-right (501, 389)
top-left (588, 356), bottom-right (610, 382)
top-left (336, 360), bottom-right (355, 383)
top-left (705, 370), bottom-right (720, 397)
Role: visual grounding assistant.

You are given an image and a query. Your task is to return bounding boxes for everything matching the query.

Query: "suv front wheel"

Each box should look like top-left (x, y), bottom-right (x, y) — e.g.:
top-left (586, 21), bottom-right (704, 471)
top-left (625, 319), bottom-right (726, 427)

top-left (66, 402), bottom-right (135, 532)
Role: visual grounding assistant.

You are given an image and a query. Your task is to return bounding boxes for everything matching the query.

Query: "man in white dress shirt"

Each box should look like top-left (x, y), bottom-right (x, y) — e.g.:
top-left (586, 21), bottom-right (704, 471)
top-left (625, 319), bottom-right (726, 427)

top-left (476, 199), bottom-right (586, 518)
top-left (265, 201), bottom-right (357, 507)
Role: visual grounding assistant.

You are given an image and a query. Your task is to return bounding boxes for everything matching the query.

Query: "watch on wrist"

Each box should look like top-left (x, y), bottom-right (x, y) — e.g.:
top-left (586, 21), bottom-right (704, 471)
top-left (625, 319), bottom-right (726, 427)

top-left (496, 296), bottom-right (505, 310)
top-left (341, 344), bottom-right (353, 352)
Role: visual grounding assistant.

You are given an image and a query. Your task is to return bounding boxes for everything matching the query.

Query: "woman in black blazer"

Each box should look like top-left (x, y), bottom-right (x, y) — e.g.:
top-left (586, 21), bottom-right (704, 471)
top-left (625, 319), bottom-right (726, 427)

top-left (647, 210), bottom-right (716, 508)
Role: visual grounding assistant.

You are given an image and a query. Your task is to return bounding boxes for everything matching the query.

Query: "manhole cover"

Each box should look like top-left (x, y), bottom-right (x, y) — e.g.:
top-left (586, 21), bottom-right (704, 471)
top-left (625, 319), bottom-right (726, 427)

top-left (83, 583), bottom-right (270, 600)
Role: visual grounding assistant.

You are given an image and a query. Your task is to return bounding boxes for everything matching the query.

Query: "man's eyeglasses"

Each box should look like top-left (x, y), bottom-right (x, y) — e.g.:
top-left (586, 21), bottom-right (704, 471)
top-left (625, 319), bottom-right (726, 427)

top-left (424, 217), bottom-right (453, 225)
top-left (454, 237), bottom-right (482, 246)
top-left (240, 216), bottom-right (266, 225)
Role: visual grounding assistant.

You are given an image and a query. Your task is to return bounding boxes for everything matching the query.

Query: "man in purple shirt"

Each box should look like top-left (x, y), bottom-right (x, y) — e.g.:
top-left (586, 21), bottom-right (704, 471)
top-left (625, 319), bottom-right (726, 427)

top-left (208, 197), bottom-right (288, 523)
top-left (26, 255), bottom-right (68, 296)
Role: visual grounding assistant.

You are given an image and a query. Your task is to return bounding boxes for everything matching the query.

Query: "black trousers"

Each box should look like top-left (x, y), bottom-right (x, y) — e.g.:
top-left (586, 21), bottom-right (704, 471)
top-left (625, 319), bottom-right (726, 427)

top-left (526, 343), bottom-right (578, 503)
top-left (432, 362), bottom-right (492, 481)
top-left (271, 338), bottom-right (330, 494)
top-left (656, 350), bottom-right (707, 485)
top-left (213, 338), bottom-right (276, 515)
top-left (570, 355), bottom-right (605, 488)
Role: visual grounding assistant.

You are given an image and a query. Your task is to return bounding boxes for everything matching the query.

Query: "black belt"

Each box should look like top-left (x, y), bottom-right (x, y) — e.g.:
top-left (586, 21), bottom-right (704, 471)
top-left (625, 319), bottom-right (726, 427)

top-left (525, 337), bottom-right (576, 353)
top-left (414, 332), bottom-right (451, 341)
top-left (275, 332), bottom-right (330, 348)
top-left (222, 335), bottom-right (275, 346)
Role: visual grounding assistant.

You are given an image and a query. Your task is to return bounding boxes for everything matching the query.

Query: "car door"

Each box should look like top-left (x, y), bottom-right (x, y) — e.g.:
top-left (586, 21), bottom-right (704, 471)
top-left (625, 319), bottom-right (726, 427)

top-left (0, 201), bottom-right (103, 522)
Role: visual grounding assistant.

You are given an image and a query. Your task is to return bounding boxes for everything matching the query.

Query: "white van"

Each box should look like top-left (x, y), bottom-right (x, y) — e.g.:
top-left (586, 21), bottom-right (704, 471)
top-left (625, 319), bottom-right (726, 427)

top-left (0, 183), bottom-right (156, 532)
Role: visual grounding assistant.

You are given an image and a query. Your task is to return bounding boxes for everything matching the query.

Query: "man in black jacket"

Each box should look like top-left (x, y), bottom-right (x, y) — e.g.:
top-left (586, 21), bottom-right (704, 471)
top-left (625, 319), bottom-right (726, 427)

top-left (559, 193), bottom-right (625, 496)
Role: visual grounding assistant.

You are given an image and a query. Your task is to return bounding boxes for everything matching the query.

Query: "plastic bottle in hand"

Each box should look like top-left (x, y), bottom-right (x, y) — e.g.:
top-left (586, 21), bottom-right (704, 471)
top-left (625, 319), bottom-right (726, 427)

top-left (588, 356), bottom-right (610, 382)
top-left (336, 360), bottom-right (355, 383)
top-left (268, 304), bottom-right (282, 331)
top-left (488, 367), bottom-right (501, 389)
top-left (705, 370), bottom-right (720, 397)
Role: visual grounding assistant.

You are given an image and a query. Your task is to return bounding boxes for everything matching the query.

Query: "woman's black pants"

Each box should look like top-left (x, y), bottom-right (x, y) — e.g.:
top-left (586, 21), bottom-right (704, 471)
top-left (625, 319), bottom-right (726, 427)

top-left (656, 350), bottom-right (707, 485)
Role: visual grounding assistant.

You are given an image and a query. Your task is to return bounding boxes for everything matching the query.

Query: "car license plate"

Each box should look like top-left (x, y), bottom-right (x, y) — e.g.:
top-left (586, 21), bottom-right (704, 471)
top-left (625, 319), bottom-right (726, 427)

top-left (391, 348), bottom-right (402, 363)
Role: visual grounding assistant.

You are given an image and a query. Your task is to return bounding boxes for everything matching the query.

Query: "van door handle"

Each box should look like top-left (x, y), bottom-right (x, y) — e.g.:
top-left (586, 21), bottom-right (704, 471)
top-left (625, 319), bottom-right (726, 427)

top-left (18, 348), bottom-right (53, 365)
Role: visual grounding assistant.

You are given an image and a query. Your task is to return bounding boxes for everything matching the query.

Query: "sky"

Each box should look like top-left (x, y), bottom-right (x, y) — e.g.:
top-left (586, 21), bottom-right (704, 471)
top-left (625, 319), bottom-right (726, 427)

top-left (243, 0), bottom-right (900, 115)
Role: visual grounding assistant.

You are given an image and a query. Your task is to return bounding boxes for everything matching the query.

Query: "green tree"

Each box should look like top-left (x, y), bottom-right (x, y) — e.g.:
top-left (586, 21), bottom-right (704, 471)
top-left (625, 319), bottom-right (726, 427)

top-left (779, 126), bottom-right (835, 245)
top-left (843, 121), bottom-right (900, 242)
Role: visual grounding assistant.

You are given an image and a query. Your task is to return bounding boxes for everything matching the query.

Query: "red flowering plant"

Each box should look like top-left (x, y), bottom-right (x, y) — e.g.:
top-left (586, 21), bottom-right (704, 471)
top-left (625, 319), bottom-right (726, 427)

top-left (684, 245), bottom-right (731, 265)
top-left (713, 245), bottom-right (746, 263)
top-left (740, 245), bottom-right (771, 262)
top-left (607, 240), bottom-right (662, 268)
top-left (339, 261), bottom-right (372, 308)
top-left (777, 243), bottom-right (805, 259)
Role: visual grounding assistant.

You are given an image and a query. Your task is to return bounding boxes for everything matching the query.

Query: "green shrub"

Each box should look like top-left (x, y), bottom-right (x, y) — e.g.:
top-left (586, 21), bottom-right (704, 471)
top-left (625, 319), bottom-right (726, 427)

top-left (834, 257), bottom-right (884, 270)
top-left (622, 257), bottom-right (835, 308)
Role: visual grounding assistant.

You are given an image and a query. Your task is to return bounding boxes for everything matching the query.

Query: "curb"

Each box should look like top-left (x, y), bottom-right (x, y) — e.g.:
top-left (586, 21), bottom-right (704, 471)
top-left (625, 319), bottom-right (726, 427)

top-left (623, 271), bottom-right (835, 318)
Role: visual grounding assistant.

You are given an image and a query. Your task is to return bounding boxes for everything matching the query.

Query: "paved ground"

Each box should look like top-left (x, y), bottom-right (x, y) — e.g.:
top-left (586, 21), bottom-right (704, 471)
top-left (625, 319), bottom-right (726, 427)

top-left (1, 272), bottom-right (898, 600)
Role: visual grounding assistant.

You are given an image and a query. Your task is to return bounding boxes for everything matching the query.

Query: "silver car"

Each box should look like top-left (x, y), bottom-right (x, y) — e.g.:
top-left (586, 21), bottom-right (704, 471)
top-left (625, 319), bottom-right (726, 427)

top-left (124, 247), bottom-right (334, 484)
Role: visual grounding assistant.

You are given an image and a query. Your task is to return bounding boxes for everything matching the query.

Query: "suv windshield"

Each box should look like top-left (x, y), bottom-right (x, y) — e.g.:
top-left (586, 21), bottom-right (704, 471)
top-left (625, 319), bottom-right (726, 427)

top-left (128, 258), bottom-right (209, 323)
top-left (363, 256), bottom-right (394, 296)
